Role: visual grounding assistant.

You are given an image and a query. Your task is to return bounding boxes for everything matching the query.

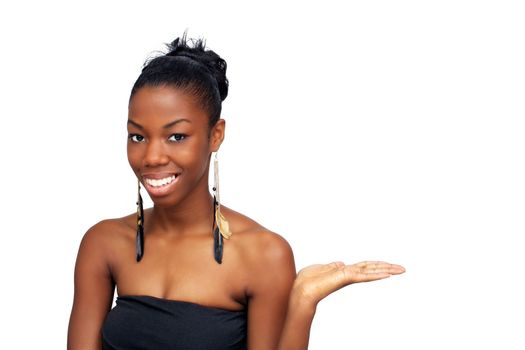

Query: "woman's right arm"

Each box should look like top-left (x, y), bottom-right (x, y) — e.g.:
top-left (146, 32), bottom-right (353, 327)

top-left (67, 220), bottom-right (115, 350)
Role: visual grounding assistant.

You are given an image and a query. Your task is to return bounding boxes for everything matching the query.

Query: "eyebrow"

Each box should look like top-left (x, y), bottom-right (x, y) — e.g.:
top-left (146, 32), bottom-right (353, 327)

top-left (127, 118), bottom-right (191, 130)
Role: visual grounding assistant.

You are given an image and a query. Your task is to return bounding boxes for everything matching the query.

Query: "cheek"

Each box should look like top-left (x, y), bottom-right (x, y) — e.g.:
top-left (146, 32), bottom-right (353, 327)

top-left (171, 140), bottom-right (211, 180)
top-left (177, 139), bottom-right (210, 168)
top-left (127, 146), bottom-right (141, 168)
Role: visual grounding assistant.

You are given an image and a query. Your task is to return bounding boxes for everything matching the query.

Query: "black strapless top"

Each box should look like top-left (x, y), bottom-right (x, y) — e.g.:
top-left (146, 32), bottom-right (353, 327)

top-left (102, 295), bottom-right (247, 350)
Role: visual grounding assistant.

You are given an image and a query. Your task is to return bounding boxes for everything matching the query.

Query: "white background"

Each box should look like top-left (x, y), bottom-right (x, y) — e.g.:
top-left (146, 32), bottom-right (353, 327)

top-left (1, 1), bottom-right (524, 349)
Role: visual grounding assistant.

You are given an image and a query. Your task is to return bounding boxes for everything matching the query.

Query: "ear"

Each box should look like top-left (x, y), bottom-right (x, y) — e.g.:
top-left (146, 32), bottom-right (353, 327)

top-left (209, 118), bottom-right (226, 152)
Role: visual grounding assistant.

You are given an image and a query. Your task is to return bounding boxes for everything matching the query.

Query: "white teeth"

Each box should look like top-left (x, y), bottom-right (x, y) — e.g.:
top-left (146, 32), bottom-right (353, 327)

top-left (145, 175), bottom-right (176, 187)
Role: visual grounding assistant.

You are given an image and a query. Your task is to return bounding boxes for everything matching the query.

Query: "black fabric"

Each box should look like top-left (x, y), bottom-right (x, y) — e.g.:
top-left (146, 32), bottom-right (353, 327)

top-left (102, 295), bottom-right (247, 350)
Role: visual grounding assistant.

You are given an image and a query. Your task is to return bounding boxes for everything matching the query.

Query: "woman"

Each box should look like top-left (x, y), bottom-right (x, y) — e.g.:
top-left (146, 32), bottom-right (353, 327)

top-left (67, 32), bottom-right (405, 350)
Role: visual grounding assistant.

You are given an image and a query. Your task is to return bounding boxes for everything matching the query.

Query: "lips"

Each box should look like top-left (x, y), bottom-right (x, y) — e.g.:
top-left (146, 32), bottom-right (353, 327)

top-left (141, 173), bottom-right (181, 197)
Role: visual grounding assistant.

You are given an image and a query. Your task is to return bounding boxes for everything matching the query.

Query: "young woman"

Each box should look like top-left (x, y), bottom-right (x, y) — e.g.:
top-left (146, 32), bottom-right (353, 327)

top-left (67, 32), bottom-right (405, 350)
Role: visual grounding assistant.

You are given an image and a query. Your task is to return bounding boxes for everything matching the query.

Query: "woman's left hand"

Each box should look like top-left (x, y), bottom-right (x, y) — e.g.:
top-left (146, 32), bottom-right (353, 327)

top-left (291, 261), bottom-right (405, 308)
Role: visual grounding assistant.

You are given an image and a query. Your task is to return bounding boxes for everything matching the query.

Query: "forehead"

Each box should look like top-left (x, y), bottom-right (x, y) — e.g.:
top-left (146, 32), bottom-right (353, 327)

top-left (128, 85), bottom-right (209, 128)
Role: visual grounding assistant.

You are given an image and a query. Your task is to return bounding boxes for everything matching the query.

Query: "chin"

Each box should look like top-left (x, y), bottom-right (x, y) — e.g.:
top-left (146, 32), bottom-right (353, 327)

top-left (148, 191), bottom-right (189, 208)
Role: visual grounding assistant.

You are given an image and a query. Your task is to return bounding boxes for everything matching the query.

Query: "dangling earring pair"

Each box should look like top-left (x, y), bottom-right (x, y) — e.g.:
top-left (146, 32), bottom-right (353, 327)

top-left (134, 151), bottom-right (232, 264)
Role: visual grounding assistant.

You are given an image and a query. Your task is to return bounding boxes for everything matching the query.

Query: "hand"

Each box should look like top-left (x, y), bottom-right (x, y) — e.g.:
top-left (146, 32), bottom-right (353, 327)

top-left (291, 261), bottom-right (405, 308)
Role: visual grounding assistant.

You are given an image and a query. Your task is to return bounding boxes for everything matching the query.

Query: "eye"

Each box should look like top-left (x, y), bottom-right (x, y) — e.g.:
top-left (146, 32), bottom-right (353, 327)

top-left (169, 133), bottom-right (187, 142)
top-left (128, 134), bottom-right (144, 143)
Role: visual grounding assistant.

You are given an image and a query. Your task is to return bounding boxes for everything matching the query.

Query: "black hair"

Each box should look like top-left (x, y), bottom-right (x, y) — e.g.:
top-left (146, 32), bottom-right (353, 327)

top-left (129, 30), bottom-right (228, 129)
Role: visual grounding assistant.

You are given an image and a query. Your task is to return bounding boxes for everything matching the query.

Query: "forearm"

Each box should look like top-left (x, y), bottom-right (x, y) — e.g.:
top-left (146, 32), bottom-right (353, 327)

top-left (278, 292), bottom-right (317, 350)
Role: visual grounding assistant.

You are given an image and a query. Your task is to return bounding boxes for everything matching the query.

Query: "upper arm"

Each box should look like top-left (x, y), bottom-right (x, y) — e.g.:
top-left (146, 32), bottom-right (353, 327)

top-left (67, 220), bottom-right (115, 350)
top-left (246, 231), bottom-right (297, 350)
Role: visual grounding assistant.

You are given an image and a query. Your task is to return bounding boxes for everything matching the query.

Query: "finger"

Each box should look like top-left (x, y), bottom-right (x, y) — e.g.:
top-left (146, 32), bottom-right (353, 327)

top-left (373, 263), bottom-right (405, 274)
top-left (341, 265), bottom-right (397, 284)
top-left (353, 272), bottom-right (391, 283)
top-left (386, 264), bottom-right (405, 274)
top-left (355, 261), bottom-right (405, 274)
top-left (361, 268), bottom-right (401, 276)
top-left (365, 265), bottom-right (405, 274)
top-left (355, 261), bottom-right (380, 268)
top-left (362, 267), bottom-right (392, 274)
top-left (389, 264), bottom-right (406, 273)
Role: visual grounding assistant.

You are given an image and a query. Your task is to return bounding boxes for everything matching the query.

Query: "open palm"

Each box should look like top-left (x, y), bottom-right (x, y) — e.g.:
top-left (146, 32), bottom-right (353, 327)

top-left (293, 261), bottom-right (405, 306)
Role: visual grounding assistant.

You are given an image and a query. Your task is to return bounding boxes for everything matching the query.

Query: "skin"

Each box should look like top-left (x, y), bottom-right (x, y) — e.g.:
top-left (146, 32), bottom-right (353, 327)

top-left (67, 85), bottom-right (405, 350)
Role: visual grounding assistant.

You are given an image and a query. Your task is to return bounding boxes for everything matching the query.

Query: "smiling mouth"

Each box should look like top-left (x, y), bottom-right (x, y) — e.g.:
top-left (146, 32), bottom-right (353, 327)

top-left (143, 174), bottom-right (178, 187)
top-left (142, 173), bottom-right (181, 196)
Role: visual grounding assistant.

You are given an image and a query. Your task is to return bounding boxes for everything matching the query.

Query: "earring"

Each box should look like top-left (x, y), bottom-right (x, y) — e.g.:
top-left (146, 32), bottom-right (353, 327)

top-left (136, 178), bottom-right (145, 262)
top-left (212, 151), bottom-right (232, 264)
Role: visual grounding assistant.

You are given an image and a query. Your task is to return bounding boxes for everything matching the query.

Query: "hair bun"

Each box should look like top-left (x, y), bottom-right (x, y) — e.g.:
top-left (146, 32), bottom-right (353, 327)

top-left (164, 32), bottom-right (228, 101)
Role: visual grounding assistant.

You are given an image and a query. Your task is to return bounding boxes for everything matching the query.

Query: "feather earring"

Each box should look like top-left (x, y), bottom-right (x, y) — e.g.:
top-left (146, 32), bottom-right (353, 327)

top-left (212, 194), bottom-right (223, 263)
top-left (136, 178), bottom-right (145, 262)
top-left (213, 151), bottom-right (232, 264)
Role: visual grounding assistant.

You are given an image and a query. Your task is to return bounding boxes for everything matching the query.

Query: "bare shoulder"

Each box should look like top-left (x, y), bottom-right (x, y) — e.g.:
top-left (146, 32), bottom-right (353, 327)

top-left (81, 216), bottom-right (130, 244)
top-left (223, 205), bottom-right (292, 249)
top-left (222, 205), bottom-right (296, 275)
top-left (77, 214), bottom-right (135, 265)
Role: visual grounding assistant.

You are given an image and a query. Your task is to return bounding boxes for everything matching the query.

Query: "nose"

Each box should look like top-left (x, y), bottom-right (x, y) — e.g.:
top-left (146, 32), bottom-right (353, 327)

top-left (143, 139), bottom-right (169, 168)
